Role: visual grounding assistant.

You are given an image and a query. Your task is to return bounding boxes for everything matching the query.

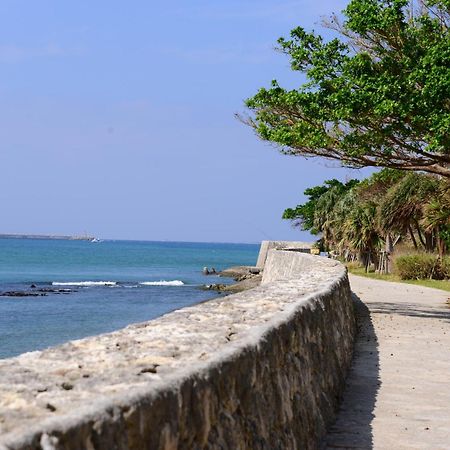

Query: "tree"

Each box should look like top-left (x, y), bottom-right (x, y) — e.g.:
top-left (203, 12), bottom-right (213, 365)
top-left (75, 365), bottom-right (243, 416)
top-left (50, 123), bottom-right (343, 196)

top-left (282, 178), bottom-right (359, 252)
top-left (421, 179), bottom-right (450, 255)
top-left (283, 169), bottom-right (449, 271)
top-left (282, 179), bottom-right (359, 234)
top-left (336, 191), bottom-right (382, 268)
top-left (244, 0), bottom-right (450, 177)
top-left (379, 172), bottom-right (441, 250)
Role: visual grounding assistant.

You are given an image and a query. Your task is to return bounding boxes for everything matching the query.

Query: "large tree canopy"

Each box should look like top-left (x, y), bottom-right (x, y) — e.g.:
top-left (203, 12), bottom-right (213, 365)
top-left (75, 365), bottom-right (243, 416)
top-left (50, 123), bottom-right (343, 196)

top-left (245, 0), bottom-right (450, 177)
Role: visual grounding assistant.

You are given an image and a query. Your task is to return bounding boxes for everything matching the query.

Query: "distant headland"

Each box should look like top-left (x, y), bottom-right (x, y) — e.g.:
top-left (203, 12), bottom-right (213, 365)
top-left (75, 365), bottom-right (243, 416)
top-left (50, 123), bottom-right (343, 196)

top-left (0, 233), bottom-right (96, 241)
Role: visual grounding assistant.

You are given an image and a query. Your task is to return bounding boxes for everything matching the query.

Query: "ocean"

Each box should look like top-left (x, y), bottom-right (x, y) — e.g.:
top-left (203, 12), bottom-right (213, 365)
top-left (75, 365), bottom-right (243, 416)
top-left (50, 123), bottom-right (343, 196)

top-left (0, 238), bottom-right (259, 359)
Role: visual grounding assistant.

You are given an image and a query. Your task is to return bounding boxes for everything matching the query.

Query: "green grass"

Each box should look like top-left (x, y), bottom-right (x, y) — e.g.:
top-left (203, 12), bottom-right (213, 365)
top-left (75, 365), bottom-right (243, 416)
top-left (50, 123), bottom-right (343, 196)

top-left (347, 266), bottom-right (450, 292)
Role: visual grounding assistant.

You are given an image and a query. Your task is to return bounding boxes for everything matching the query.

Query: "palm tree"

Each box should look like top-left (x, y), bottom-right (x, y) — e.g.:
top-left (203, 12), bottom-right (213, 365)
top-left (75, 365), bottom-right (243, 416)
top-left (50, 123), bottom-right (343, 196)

top-left (312, 181), bottom-right (357, 251)
top-left (379, 173), bottom-right (441, 253)
top-left (422, 182), bottom-right (450, 257)
top-left (333, 191), bottom-right (382, 270)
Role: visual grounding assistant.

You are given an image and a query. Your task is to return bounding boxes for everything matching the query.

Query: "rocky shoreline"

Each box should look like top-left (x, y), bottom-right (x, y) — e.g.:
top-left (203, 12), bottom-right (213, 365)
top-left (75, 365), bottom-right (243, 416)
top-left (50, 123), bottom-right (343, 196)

top-left (203, 265), bottom-right (262, 293)
top-left (0, 267), bottom-right (262, 299)
top-left (0, 287), bottom-right (77, 297)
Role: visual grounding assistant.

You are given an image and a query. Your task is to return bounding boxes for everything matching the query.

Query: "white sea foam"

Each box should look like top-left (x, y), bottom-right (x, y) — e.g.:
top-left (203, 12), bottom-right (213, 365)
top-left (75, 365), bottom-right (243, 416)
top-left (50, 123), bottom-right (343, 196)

top-left (139, 280), bottom-right (184, 286)
top-left (52, 281), bottom-right (118, 287)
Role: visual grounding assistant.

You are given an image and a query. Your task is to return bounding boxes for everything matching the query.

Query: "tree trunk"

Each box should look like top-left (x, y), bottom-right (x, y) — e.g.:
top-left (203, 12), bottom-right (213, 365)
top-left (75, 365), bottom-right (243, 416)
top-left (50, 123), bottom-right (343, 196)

top-left (416, 221), bottom-right (426, 248)
top-left (408, 225), bottom-right (418, 249)
top-left (436, 227), bottom-right (446, 258)
top-left (371, 250), bottom-right (379, 271)
top-left (425, 231), bottom-right (434, 252)
top-left (385, 234), bottom-right (394, 274)
top-left (358, 250), bottom-right (370, 272)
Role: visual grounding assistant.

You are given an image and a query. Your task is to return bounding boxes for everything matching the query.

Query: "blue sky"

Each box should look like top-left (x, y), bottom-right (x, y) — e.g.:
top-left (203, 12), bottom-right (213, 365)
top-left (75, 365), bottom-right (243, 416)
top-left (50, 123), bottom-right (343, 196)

top-left (0, 0), bottom-right (371, 243)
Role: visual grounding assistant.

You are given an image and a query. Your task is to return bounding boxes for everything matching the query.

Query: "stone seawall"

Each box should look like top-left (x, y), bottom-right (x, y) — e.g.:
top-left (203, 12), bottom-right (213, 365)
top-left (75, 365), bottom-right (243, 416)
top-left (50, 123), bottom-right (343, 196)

top-left (0, 251), bottom-right (355, 450)
top-left (256, 241), bottom-right (312, 268)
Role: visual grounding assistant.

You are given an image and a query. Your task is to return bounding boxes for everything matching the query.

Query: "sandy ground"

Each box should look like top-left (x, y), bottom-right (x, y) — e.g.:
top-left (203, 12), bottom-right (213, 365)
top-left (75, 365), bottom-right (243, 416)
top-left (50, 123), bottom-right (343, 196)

top-left (323, 274), bottom-right (450, 450)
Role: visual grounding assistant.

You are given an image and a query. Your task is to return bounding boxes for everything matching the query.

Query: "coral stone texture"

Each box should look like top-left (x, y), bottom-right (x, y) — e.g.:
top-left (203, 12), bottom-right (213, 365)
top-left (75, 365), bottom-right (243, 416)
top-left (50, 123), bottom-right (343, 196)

top-left (323, 275), bottom-right (450, 450)
top-left (0, 251), bottom-right (355, 450)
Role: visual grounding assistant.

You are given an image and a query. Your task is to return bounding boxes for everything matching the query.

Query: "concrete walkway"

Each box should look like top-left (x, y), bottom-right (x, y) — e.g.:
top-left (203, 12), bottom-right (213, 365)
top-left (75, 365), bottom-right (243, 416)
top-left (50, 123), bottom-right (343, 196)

top-left (323, 274), bottom-right (450, 450)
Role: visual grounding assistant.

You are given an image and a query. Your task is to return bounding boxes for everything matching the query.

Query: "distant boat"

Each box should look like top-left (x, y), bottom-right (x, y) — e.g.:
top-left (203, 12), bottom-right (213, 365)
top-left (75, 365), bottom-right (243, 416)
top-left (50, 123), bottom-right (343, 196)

top-left (90, 238), bottom-right (101, 243)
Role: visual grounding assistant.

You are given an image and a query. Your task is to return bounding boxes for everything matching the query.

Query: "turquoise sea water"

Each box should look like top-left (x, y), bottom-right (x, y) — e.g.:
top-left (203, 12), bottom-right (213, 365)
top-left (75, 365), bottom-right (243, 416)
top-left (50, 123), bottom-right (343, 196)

top-left (0, 239), bottom-right (259, 359)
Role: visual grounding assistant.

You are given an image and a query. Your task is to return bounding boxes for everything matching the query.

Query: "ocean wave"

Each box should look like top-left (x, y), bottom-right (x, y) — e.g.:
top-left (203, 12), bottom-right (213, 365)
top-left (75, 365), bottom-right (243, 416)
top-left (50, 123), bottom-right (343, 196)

top-left (139, 280), bottom-right (184, 286)
top-left (52, 281), bottom-right (118, 287)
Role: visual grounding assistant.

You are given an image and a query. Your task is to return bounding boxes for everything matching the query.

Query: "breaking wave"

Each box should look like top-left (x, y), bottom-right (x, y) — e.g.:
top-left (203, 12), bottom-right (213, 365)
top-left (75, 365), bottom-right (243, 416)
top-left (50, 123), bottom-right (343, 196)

top-left (139, 280), bottom-right (185, 286)
top-left (51, 280), bottom-right (185, 287)
top-left (52, 281), bottom-right (118, 287)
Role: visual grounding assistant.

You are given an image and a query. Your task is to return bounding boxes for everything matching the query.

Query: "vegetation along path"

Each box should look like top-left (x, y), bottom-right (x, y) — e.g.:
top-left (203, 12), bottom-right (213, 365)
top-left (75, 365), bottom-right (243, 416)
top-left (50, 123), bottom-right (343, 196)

top-left (323, 274), bottom-right (450, 450)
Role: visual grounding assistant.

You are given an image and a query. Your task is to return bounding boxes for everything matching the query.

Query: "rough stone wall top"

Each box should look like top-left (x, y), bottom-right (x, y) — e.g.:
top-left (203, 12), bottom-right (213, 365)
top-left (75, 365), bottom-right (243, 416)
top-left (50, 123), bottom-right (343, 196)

top-left (0, 251), bottom-right (353, 450)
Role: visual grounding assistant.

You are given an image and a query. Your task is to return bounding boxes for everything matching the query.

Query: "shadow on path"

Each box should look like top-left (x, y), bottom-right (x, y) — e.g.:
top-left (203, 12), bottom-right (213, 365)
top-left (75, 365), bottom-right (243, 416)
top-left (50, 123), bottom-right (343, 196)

top-left (321, 293), bottom-right (380, 449)
top-left (369, 301), bottom-right (450, 322)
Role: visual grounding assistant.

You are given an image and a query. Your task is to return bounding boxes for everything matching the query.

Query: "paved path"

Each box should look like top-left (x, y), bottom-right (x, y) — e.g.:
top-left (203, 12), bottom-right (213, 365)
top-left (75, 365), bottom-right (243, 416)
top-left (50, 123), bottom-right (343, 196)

top-left (323, 274), bottom-right (450, 450)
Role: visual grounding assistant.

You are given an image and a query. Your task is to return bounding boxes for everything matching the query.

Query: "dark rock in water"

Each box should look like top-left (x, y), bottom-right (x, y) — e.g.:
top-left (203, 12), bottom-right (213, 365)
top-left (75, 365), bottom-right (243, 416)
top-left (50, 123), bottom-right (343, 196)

top-left (37, 288), bottom-right (76, 294)
top-left (0, 291), bottom-right (47, 297)
top-left (0, 288), bottom-right (76, 297)
top-left (202, 284), bottom-right (227, 291)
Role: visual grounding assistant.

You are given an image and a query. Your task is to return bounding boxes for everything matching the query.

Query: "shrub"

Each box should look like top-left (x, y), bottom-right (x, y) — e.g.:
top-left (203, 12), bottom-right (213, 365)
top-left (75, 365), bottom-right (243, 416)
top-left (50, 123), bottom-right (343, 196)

top-left (441, 256), bottom-right (450, 279)
top-left (394, 254), bottom-right (444, 280)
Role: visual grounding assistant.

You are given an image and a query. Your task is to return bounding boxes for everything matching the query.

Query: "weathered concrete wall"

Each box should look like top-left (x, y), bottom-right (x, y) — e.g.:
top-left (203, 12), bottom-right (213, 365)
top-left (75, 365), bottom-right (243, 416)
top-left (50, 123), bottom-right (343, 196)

top-left (262, 250), bottom-right (340, 285)
top-left (0, 251), bottom-right (355, 450)
top-left (256, 241), bottom-right (312, 268)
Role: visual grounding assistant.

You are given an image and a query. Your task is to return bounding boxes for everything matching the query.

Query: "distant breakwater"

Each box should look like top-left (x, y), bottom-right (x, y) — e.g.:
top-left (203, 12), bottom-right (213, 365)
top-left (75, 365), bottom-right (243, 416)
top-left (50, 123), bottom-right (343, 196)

top-left (0, 234), bottom-right (95, 241)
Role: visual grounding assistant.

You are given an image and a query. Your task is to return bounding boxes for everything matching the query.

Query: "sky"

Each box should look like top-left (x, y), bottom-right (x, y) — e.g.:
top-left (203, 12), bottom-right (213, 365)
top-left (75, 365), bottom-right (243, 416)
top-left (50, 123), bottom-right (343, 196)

top-left (0, 0), bottom-right (372, 243)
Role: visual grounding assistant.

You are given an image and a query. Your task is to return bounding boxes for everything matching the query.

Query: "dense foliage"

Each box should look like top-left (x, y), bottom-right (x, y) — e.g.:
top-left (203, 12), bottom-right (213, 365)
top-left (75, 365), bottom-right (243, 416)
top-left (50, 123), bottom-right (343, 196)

top-left (395, 254), bottom-right (450, 279)
top-left (245, 0), bottom-right (450, 177)
top-left (282, 179), bottom-right (359, 235)
top-left (284, 169), bottom-right (450, 272)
